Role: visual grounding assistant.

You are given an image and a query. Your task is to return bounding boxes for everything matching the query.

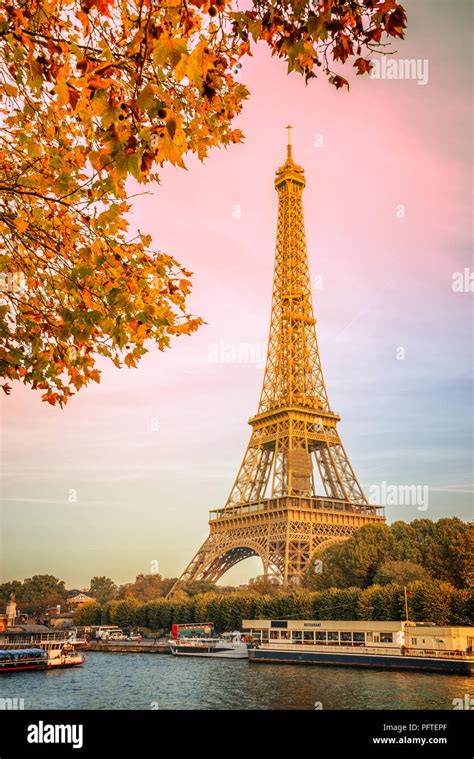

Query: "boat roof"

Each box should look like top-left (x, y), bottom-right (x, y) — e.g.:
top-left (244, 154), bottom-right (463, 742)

top-left (0, 648), bottom-right (45, 657)
top-left (3, 624), bottom-right (49, 633)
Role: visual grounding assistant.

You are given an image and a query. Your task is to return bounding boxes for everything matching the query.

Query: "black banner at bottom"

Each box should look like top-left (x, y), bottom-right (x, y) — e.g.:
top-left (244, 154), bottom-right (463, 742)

top-left (0, 710), bottom-right (471, 757)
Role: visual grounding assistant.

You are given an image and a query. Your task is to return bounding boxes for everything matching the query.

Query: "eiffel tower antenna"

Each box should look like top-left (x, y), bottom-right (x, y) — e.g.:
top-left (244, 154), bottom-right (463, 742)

top-left (168, 133), bottom-right (384, 596)
top-left (286, 124), bottom-right (292, 160)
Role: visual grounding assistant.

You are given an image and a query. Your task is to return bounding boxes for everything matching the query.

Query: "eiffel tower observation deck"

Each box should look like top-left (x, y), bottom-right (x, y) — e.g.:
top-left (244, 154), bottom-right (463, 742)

top-left (168, 129), bottom-right (384, 596)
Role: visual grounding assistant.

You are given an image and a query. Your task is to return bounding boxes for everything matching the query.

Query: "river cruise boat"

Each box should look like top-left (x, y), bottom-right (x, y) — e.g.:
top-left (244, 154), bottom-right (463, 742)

top-left (0, 625), bottom-right (84, 669)
top-left (243, 619), bottom-right (474, 675)
top-left (169, 623), bottom-right (248, 659)
top-left (0, 648), bottom-right (48, 673)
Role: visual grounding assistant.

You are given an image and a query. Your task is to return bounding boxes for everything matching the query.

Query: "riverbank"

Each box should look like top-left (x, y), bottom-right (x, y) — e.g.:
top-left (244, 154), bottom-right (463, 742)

top-left (77, 640), bottom-right (170, 654)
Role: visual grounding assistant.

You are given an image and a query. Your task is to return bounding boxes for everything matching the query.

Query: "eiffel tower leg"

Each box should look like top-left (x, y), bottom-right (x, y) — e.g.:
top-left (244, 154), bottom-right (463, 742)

top-left (167, 536), bottom-right (214, 596)
top-left (226, 435), bottom-right (275, 506)
top-left (314, 432), bottom-right (368, 505)
top-left (330, 438), bottom-right (368, 504)
top-left (261, 532), bottom-right (270, 580)
top-left (167, 531), bottom-right (263, 597)
top-left (283, 522), bottom-right (290, 585)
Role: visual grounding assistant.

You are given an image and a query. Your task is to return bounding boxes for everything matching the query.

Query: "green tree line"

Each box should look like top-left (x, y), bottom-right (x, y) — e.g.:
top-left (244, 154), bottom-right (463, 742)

top-left (74, 582), bottom-right (474, 632)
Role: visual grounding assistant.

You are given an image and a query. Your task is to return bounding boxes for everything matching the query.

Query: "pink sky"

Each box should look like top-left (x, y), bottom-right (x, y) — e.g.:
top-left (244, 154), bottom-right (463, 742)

top-left (1, 0), bottom-right (472, 588)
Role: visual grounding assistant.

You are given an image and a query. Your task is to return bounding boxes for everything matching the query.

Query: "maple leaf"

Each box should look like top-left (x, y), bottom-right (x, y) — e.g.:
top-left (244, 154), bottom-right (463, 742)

top-left (41, 392), bottom-right (60, 405)
top-left (354, 57), bottom-right (373, 76)
top-left (331, 75), bottom-right (349, 90)
top-left (83, 0), bottom-right (115, 16)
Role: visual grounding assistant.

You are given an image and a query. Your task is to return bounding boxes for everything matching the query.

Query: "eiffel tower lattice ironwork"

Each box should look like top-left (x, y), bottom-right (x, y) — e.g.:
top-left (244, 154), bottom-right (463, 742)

top-left (169, 130), bottom-right (384, 596)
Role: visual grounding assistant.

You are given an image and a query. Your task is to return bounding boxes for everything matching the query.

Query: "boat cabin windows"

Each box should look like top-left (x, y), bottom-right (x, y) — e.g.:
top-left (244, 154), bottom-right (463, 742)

top-left (245, 625), bottom-right (397, 647)
top-left (242, 628), bottom-right (265, 642)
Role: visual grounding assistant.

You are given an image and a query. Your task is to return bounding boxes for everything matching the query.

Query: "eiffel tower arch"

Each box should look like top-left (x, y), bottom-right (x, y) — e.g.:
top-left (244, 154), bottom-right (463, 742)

top-left (168, 129), bottom-right (384, 596)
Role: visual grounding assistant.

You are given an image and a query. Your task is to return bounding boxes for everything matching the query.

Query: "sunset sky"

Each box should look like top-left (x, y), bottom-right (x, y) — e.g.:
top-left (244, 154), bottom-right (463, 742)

top-left (1, 0), bottom-right (472, 589)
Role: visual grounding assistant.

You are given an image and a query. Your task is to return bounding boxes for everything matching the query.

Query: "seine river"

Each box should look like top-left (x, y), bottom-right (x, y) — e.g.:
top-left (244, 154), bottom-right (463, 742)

top-left (0, 653), bottom-right (471, 710)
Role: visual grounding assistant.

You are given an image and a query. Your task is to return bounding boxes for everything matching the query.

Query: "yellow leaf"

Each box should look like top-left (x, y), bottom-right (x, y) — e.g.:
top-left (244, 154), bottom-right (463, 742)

top-left (174, 54), bottom-right (189, 83)
top-left (152, 37), bottom-right (187, 69)
top-left (187, 41), bottom-right (213, 89)
top-left (15, 218), bottom-right (28, 234)
top-left (54, 77), bottom-right (69, 107)
top-left (2, 83), bottom-right (18, 98)
top-left (136, 84), bottom-right (156, 110)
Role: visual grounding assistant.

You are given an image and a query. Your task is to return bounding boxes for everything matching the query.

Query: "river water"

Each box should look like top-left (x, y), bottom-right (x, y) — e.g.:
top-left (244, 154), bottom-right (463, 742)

top-left (0, 653), bottom-right (471, 710)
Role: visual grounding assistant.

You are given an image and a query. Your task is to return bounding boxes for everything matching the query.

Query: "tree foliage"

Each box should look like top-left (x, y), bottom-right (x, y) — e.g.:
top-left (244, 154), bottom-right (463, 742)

top-left (356, 583), bottom-right (404, 621)
top-left (89, 575), bottom-right (118, 603)
top-left (73, 599), bottom-right (102, 625)
top-left (0, 574), bottom-right (66, 613)
top-left (0, 0), bottom-right (406, 403)
top-left (118, 572), bottom-right (175, 600)
top-left (305, 518), bottom-right (471, 590)
top-left (313, 586), bottom-right (360, 619)
top-left (105, 597), bottom-right (141, 627)
top-left (373, 560), bottom-right (431, 586)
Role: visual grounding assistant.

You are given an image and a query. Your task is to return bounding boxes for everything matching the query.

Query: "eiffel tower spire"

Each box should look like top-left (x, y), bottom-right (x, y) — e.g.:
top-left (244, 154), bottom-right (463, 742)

top-left (168, 134), bottom-right (384, 596)
top-left (259, 126), bottom-right (329, 414)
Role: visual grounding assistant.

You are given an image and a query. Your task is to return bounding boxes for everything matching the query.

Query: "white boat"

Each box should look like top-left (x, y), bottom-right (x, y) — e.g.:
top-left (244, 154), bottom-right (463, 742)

top-left (169, 630), bottom-right (248, 659)
top-left (44, 640), bottom-right (85, 669)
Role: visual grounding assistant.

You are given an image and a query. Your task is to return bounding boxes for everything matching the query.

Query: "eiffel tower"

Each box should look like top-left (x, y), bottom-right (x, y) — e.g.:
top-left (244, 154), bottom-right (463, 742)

top-left (169, 129), bottom-right (384, 596)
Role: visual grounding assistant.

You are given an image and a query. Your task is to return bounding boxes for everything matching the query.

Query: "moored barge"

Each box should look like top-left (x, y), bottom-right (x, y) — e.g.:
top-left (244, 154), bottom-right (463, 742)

top-left (243, 619), bottom-right (474, 675)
